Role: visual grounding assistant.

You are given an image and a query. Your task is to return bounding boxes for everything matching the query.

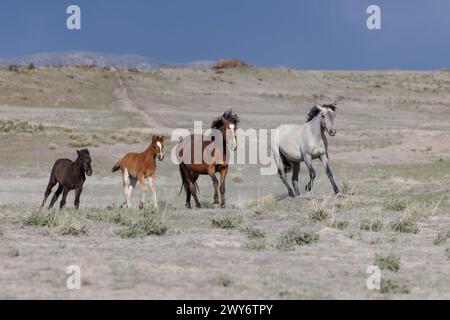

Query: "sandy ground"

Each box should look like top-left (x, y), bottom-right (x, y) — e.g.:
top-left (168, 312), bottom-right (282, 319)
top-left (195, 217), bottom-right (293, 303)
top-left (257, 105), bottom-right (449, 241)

top-left (0, 67), bottom-right (450, 299)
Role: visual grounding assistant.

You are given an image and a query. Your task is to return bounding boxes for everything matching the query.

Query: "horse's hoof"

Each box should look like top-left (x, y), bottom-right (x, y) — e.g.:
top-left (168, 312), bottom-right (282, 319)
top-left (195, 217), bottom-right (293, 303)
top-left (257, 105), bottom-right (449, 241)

top-left (220, 204), bottom-right (225, 209)
top-left (185, 203), bottom-right (191, 209)
top-left (139, 203), bottom-right (144, 209)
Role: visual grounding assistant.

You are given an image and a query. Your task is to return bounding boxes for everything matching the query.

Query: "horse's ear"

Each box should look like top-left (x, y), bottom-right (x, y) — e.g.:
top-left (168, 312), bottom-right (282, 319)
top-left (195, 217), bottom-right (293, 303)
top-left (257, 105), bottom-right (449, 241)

top-left (160, 135), bottom-right (165, 141)
top-left (76, 149), bottom-right (80, 156)
top-left (151, 135), bottom-right (157, 142)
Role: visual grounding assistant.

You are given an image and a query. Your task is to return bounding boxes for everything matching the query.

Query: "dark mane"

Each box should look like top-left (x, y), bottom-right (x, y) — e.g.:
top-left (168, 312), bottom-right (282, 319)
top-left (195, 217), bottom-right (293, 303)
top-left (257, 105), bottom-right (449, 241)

top-left (306, 104), bottom-right (336, 122)
top-left (306, 106), bottom-right (321, 122)
top-left (211, 110), bottom-right (240, 129)
top-left (77, 149), bottom-right (90, 156)
top-left (322, 104), bottom-right (337, 112)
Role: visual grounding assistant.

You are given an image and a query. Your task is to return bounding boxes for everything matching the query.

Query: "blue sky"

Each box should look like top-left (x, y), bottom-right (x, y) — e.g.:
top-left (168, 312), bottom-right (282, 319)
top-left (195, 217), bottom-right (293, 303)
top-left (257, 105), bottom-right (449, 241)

top-left (0, 0), bottom-right (449, 70)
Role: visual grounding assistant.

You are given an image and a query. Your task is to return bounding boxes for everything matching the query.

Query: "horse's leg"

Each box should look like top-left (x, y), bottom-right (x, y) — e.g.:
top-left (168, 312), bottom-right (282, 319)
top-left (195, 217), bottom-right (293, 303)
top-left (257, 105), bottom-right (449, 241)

top-left (148, 175), bottom-right (158, 208)
top-left (273, 145), bottom-right (295, 197)
top-left (48, 184), bottom-right (63, 209)
top-left (186, 170), bottom-right (201, 208)
top-left (179, 164), bottom-right (192, 208)
top-left (122, 169), bottom-right (132, 208)
top-left (208, 167), bottom-right (220, 205)
top-left (138, 175), bottom-right (147, 209)
top-left (291, 162), bottom-right (300, 196)
top-left (59, 187), bottom-right (69, 209)
top-left (304, 154), bottom-right (316, 192)
top-left (278, 167), bottom-right (295, 197)
top-left (219, 166), bottom-right (228, 208)
top-left (128, 176), bottom-right (137, 208)
top-left (185, 186), bottom-right (192, 209)
top-left (41, 174), bottom-right (57, 207)
top-left (320, 154), bottom-right (340, 194)
top-left (74, 186), bottom-right (83, 209)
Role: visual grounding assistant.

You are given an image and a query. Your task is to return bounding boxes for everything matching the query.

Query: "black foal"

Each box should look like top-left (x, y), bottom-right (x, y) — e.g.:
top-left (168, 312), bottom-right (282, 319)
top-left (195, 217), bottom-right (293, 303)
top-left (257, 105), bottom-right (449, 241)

top-left (41, 149), bottom-right (93, 209)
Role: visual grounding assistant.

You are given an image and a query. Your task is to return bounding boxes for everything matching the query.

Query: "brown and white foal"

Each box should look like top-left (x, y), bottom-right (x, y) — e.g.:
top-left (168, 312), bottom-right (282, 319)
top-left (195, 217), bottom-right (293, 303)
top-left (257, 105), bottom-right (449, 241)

top-left (112, 135), bottom-right (165, 208)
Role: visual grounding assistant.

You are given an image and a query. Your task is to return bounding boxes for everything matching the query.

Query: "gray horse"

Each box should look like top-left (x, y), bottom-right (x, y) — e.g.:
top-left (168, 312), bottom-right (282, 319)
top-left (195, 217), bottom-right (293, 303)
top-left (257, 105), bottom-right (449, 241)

top-left (271, 104), bottom-right (340, 197)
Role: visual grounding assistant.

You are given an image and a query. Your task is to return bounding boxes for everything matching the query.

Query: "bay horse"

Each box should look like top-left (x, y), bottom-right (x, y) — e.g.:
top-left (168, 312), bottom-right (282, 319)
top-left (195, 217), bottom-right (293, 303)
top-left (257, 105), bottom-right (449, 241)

top-left (41, 149), bottom-right (93, 209)
top-left (271, 104), bottom-right (340, 197)
top-left (112, 134), bottom-right (165, 209)
top-left (178, 110), bottom-right (239, 208)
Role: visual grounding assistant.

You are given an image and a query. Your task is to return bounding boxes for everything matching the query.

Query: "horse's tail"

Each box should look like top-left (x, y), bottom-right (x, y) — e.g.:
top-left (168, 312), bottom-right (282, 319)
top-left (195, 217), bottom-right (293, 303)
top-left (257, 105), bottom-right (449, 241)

top-left (279, 151), bottom-right (292, 173)
top-left (178, 164), bottom-right (188, 197)
top-left (271, 128), bottom-right (292, 174)
top-left (178, 164), bottom-right (199, 197)
top-left (112, 162), bottom-right (121, 173)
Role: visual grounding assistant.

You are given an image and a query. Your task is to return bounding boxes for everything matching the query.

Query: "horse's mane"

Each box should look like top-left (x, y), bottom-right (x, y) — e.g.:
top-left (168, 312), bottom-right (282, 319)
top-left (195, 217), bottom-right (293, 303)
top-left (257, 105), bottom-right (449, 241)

top-left (77, 149), bottom-right (90, 155)
top-left (211, 110), bottom-right (240, 129)
top-left (306, 104), bottom-right (336, 122)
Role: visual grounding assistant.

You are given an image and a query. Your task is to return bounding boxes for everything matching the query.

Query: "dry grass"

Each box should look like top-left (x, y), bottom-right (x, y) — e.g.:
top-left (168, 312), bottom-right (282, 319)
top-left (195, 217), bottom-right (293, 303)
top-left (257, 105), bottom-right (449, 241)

top-left (2, 68), bottom-right (450, 299)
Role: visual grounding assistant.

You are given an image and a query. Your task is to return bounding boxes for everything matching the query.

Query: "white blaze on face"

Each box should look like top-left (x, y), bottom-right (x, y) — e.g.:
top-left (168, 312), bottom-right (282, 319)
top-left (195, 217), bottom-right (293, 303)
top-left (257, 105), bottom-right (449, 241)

top-left (229, 124), bottom-right (237, 150)
top-left (156, 141), bottom-right (164, 159)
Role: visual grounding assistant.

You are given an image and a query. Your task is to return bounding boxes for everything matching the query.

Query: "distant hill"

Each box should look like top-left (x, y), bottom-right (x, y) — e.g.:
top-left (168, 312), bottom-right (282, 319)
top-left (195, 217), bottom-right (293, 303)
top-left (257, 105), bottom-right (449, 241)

top-left (0, 51), bottom-right (215, 69)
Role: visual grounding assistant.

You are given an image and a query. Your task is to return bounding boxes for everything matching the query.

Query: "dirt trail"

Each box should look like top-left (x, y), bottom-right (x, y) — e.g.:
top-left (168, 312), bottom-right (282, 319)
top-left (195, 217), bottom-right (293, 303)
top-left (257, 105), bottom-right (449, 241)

top-left (113, 69), bottom-right (160, 131)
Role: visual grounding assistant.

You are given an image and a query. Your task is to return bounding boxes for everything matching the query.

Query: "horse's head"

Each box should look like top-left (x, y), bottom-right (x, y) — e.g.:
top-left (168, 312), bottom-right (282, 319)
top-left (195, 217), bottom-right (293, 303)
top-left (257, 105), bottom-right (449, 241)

top-left (151, 134), bottom-right (165, 161)
top-left (309, 104), bottom-right (337, 136)
top-left (213, 110), bottom-right (239, 151)
top-left (76, 149), bottom-right (93, 176)
top-left (320, 104), bottom-right (337, 136)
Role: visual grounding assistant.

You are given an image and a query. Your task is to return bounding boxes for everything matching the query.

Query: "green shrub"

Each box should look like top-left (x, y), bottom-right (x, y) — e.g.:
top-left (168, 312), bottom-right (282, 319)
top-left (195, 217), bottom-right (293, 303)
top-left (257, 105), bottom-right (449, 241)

top-left (330, 220), bottom-right (350, 230)
top-left (59, 224), bottom-right (89, 236)
top-left (241, 225), bottom-right (265, 239)
top-left (23, 210), bottom-right (56, 227)
top-left (380, 279), bottom-right (409, 294)
top-left (390, 218), bottom-right (419, 234)
top-left (384, 199), bottom-right (407, 212)
top-left (276, 227), bottom-right (319, 250)
top-left (114, 208), bottom-right (168, 238)
top-left (23, 209), bottom-right (90, 236)
top-left (341, 181), bottom-right (355, 195)
top-left (7, 248), bottom-right (20, 258)
top-left (211, 215), bottom-right (243, 229)
top-left (215, 274), bottom-right (233, 287)
top-left (371, 220), bottom-right (384, 232)
top-left (0, 119), bottom-right (44, 134)
top-left (115, 219), bottom-right (167, 238)
top-left (309, 209), bottom-right (329, 222)
top-left (433, 231), bottom-right (450, 246)
top-left (360, 219), bottom-right (383, 232)
top-left (375, 254), bottom-right (401, 272)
